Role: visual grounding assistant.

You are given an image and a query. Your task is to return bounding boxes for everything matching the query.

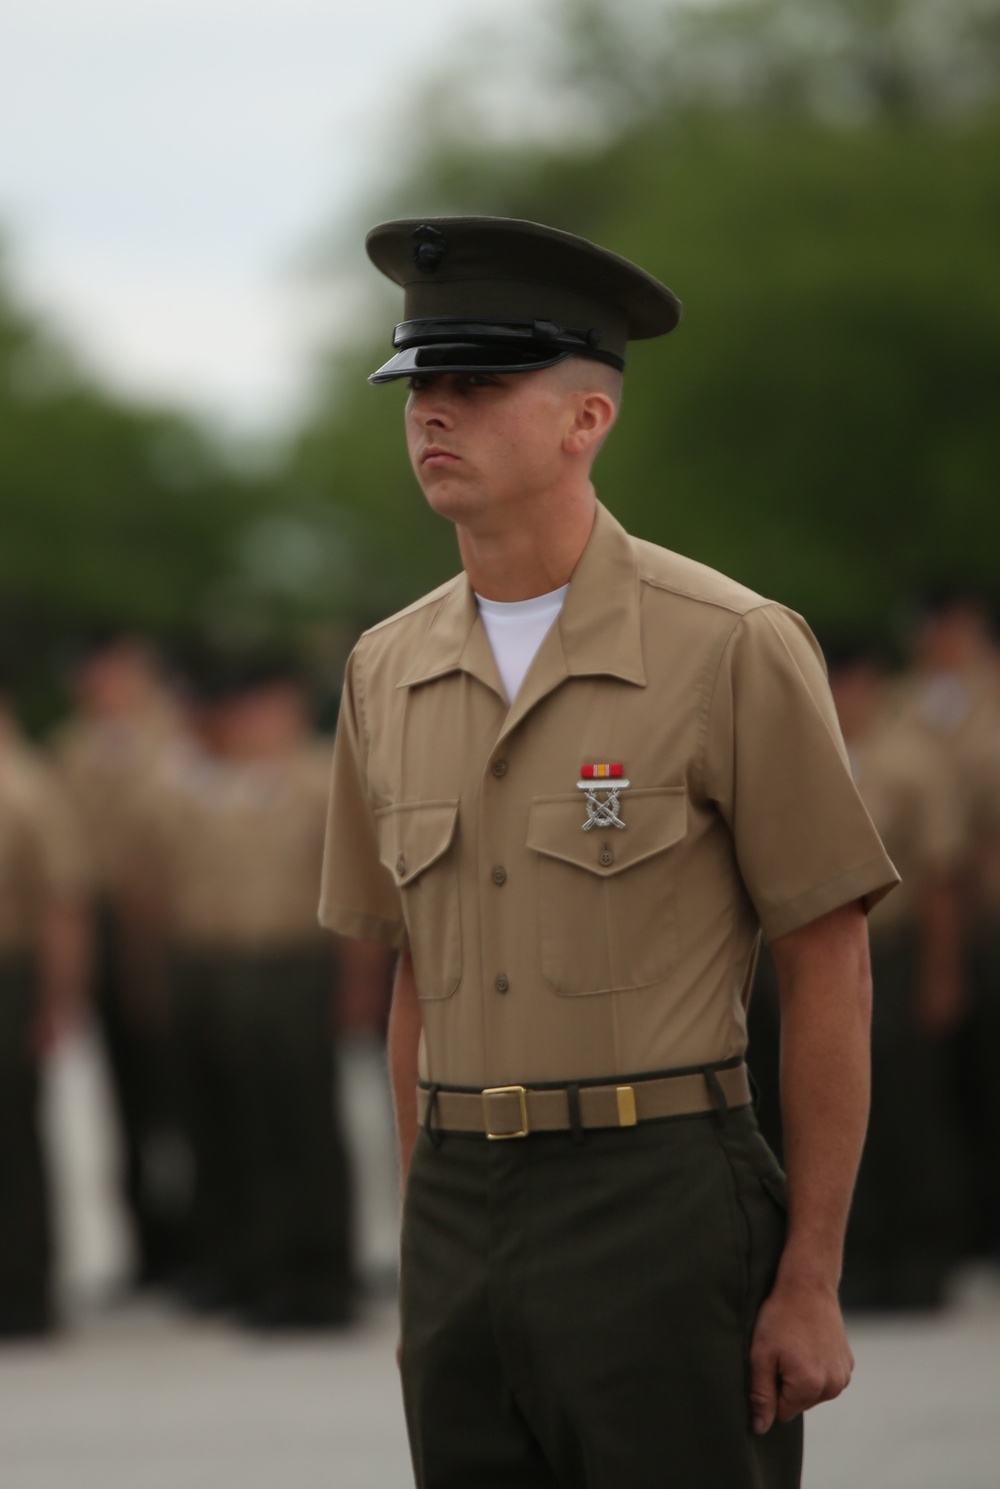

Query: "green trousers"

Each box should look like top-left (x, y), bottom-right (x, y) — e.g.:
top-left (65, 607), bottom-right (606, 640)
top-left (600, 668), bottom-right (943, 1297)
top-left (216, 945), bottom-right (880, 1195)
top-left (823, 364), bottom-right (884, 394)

top-left (751, 933), bottom-right (967, 1308)
top-left (93, 904), bottom-right (183, 1286)
top-left (173, 948), bottom-right (354, 1318)
top-left (844, 928), bottom-right (965, 1305)
top-left (400, 1104), bottom-right (802, 1488)
top-left (956, 924), bottom-right (1000, 1256)
top-left (0, 960), bottom-right (51, 1333)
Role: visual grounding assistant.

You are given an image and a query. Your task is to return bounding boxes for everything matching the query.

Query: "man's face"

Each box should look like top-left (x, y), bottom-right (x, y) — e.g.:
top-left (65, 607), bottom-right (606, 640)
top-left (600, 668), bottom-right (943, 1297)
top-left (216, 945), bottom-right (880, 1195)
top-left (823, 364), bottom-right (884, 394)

top-left (828, 661), bottom-right (883, 741)
top-left (76, 643), bottom-right (151, 717)
top-left (916, 606), bottom-right (987, 673)
top-left (404, 367), bottom-right (577, 530)
top-left (218, 683), bottom-right (308, 760)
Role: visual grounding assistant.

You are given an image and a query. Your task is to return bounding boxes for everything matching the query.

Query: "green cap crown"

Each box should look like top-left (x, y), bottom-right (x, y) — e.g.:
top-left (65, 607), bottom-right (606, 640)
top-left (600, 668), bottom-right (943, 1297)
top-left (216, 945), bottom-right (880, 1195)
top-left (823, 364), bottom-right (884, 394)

top-left (365, 216), bottom-right (681, 384)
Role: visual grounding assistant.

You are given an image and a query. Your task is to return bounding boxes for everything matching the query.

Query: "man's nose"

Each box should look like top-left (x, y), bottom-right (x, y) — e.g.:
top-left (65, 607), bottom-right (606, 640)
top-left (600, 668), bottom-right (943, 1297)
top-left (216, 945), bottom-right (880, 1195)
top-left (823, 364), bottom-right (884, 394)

top-left (409, 383), bottom-right (453, 428)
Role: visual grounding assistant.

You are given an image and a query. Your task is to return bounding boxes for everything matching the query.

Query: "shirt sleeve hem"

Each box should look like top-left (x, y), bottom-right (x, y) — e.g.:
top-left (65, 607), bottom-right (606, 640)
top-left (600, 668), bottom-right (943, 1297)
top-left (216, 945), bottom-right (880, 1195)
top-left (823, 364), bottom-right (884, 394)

top-left (319, 906), bottom-right (407, 948)
top-left (761, 856), bottom-right (901, 944)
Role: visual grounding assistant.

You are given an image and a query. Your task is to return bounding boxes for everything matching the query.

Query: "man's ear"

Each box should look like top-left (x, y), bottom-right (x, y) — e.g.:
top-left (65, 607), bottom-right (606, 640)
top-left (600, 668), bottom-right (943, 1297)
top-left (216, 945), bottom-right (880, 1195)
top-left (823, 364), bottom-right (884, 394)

top-left (562, 391), bottom-right (617, 457)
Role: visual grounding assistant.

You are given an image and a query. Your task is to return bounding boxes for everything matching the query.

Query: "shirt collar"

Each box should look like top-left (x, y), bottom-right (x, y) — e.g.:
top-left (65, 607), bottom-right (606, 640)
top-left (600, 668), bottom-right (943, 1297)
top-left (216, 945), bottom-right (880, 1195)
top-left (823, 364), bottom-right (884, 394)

top-left (397, 500), bottom-right (647, 699)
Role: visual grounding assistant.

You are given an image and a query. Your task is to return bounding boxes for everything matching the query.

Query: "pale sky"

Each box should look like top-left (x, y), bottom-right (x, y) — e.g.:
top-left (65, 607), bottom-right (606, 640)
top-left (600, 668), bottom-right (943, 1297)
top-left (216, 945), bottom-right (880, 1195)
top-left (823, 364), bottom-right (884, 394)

top-left (0, 0), bottom-right (542, 431)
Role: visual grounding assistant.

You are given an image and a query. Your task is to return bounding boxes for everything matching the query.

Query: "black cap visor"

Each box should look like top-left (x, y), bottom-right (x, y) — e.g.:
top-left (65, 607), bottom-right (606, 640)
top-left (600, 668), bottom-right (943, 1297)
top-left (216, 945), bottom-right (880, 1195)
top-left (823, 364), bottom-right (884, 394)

top-left (369, 341), bottom-right (576, 384)
top-left (368, 317), bottom-right (625, 385)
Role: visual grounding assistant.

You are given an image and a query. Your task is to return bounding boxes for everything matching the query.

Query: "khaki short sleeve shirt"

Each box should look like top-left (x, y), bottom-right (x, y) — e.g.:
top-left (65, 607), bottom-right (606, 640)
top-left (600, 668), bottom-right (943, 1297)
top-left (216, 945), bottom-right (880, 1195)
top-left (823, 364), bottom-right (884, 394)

top-left (320, 504), bottom-right (898, 1087)
top-left (51, 704), bottom-right (182, 897)
top-left (964, 722), bottom-right (1000, 920)
top-left (140, 742), bottom-right (333, 952)
top-left (886, 668), bottom-right (1000, 923)
top-left (0, 743), bottom-right (89, 953)
top-left (850, 725), bottom-right (965, 935)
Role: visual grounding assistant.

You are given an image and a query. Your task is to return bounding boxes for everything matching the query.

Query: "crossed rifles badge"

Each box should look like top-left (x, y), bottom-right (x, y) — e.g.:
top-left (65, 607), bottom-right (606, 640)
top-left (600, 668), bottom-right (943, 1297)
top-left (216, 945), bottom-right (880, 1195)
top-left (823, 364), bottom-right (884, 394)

top-left (578, 763), bottom-right (630, 831)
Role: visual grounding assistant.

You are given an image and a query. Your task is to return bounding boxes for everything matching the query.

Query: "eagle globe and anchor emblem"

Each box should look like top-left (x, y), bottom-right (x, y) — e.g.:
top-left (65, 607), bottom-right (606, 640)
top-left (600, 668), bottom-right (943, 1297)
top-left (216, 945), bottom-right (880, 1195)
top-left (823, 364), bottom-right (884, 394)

top-left (577, 763), bottom-right (630, 831)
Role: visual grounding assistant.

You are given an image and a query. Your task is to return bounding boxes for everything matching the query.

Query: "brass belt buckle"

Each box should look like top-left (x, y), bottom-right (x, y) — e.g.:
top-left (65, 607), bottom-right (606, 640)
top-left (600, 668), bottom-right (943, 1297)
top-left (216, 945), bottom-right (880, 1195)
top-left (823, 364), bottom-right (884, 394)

top-left (482, 1085), bottom-right (529, 1140)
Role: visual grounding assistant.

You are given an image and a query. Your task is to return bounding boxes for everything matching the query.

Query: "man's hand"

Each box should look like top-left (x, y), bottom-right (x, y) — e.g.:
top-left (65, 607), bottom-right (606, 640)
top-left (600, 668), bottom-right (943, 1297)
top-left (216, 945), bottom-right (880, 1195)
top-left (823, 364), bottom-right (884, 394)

top-left (749, 1276), bottom-right (854, 1434)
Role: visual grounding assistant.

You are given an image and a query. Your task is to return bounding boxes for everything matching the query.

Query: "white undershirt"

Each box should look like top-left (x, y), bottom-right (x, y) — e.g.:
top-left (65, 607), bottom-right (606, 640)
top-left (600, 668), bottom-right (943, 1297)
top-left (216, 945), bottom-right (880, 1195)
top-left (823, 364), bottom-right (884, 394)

top-left (475, 585), bottom-right (569, 704)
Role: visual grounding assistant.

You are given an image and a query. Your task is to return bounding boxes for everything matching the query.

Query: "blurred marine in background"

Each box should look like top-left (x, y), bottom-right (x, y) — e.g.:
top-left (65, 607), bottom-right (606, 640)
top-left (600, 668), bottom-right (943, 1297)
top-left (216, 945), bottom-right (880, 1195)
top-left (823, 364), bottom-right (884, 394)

top-left (828, 640), bottom-right (966, 1308)
top-left (0, 684), bottom-right (89, 1336)
top-left (131, 659), bottom-right (356, 1328)
top-left (888, 590), bottom-right (1000, 1266)
top-left (51, 635), bottom-right (185, 1288)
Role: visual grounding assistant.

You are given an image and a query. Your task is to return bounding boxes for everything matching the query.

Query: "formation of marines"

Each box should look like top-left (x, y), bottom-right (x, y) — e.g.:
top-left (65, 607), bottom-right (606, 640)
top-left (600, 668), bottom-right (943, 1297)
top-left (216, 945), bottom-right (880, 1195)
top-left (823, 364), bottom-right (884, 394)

top-left (0, 638), bottom-right (389, 1337)
top-left (0, 592), bottom-right (997, 1339)
top-left (749, 586), bottom-right (1000, 1310)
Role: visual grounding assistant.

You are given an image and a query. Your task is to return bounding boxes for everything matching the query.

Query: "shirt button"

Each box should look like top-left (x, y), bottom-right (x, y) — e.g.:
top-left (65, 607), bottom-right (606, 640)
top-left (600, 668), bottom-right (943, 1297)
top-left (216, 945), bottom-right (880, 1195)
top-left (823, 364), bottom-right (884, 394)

top-left (491, 865), bottom-right (507, 886)
top-left (599, 845), bottom-right (614, 867)
top-left (396, 854), bottom-right (406, 878)
top-left (495, 974), bottom-right (510, 994)
top-left (491, 759), bottom-right (508, 778)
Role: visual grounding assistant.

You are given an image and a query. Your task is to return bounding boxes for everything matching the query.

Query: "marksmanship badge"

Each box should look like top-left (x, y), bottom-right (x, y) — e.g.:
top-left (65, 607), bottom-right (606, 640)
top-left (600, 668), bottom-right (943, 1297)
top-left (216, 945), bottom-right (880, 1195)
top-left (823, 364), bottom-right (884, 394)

top-left (578, 763), bottom-right (630, 831)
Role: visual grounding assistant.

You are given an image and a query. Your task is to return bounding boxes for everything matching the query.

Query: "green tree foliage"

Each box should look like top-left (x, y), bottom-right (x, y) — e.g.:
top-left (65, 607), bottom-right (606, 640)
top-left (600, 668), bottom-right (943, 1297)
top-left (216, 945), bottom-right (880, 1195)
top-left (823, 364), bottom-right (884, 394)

top-left (293, 0), bottom-right (1000, 641)
top-left (0, 249), bottom-right (282, 719)
top-left (3, 0), bottom-right (998, 717)
top-left (547, 0), bottom-right (1000, 127)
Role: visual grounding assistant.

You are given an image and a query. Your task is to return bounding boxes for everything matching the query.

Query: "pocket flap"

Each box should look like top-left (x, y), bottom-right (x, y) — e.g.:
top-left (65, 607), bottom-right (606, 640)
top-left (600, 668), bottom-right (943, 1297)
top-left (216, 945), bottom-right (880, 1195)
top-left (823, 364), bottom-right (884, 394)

top-left (527, 786), bottom-right (686, 877)
top-left (376, 800), bottom-right (459, 886)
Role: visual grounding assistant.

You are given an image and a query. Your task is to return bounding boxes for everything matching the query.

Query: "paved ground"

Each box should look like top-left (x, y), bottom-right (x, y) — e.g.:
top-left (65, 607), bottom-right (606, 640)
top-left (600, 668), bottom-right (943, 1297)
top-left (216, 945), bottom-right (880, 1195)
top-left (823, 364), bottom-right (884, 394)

top-left (806, 1276), bottom-right (1000, 1489)
top-left (4, 1029), bottom-right (996, 1488)
top-left (0, 1298), bottom-right (410, 1489)
top-left (2, 1281), bottom-right (1000, 1488)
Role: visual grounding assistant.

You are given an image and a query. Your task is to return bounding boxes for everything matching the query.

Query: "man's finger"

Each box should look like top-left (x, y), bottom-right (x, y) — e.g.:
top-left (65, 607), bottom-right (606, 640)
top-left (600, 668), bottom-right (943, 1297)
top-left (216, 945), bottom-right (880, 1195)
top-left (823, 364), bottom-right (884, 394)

top-left (775, 1371), bottom-right (819, 1420)
top-left (777, 1364), bottom-right (850, 1421)
top-left (749, 1349), bottom-right (779, 1435)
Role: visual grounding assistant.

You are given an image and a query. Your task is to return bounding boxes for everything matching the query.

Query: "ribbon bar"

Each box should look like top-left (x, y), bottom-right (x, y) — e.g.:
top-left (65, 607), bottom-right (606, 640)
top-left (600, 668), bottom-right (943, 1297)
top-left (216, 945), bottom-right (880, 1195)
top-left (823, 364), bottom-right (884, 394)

top-left (580, 763), bottom-right (624, 780)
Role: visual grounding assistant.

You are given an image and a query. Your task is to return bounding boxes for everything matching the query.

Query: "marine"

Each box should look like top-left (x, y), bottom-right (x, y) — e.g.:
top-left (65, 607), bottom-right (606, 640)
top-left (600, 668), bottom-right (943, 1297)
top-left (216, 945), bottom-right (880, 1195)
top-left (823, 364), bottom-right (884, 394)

top-left (0, 684), bottom-right (89, 1336)
top-left (50, 634), bottom-right (185, 1286)
top-left (888, 589), bottom-right (1000, 1264)
top-left (321, 216), bottom-right (899, 1487)
top-left (133, 658), bottom-right (357, 1327)
top-left (819, 641), bottom-right (964, 1307)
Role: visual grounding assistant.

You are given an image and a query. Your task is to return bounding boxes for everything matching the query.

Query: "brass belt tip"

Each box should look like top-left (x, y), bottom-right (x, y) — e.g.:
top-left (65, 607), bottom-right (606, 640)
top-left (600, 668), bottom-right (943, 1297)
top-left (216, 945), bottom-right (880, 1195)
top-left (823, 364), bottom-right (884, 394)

top-left (616, 1085), bottom-right (637, 1127)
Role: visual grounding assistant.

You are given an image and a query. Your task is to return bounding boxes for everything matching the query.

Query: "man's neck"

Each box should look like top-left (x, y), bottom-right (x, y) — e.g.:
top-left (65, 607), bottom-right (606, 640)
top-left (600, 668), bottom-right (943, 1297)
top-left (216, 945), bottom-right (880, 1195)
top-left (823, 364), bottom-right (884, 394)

top-left (456, 487), bottom-right (597, 602)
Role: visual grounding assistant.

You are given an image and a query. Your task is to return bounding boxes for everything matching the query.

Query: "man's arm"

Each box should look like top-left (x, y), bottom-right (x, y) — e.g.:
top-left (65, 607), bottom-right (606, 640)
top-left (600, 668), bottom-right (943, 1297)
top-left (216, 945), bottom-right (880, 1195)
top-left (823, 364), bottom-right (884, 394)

top-left (915, 874), bottom-right (964, 1034)
top-left (388, 949), bottom-right (422, 1197)
top-left (117, 858), bottom-right (172, 1025)
top-left (337, 937), bottom-right (393, 1035)
top-left (749, 900), bottom-right (871, 1434)
top-left (34, 896), bottom-right (91, 1054)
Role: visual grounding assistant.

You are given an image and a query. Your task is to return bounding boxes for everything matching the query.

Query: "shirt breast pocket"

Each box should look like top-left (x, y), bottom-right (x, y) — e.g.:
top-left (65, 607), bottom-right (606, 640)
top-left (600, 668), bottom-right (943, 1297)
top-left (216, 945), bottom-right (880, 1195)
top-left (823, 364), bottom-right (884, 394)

top-left (376, 800), bottom-right (461, 1000)
top-left (527, 786), bottom-right (687, 995)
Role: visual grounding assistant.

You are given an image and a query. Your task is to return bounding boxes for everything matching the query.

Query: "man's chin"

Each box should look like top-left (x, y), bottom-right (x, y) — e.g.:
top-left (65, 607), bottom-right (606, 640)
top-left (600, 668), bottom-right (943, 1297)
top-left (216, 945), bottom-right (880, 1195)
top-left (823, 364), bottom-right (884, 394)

top-left (418, 474), bottom-right (479, 522)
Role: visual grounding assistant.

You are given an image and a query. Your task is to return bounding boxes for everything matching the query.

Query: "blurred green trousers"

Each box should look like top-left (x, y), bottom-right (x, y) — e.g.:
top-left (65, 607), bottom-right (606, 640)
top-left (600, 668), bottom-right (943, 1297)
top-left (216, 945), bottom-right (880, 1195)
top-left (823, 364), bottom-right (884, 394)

top-left (0, 959), bottom-right (51, 1332)
top-left (173, 949), bottom-right (353, 1315)
top-left (400, 1104), bottom-right (803, 1488)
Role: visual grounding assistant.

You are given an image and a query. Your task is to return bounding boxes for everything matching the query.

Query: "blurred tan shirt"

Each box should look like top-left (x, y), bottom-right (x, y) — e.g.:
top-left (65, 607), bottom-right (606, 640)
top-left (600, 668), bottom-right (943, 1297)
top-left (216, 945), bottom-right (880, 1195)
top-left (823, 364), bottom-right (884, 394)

top-left (321, 502), bottom-right (898, 1088)
top-left (140, 741), bottom-right (333, 953)
top-left (51, 700), bottom-right (181, 898)
top-left (849, 723), bottom-right (964, 937)
top-left (0, 737), bottom-right (89, 955)
top-left (964, 724), bottom-right (1000, 920)
top-left (888, 666), bottom-right (1000, 924)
